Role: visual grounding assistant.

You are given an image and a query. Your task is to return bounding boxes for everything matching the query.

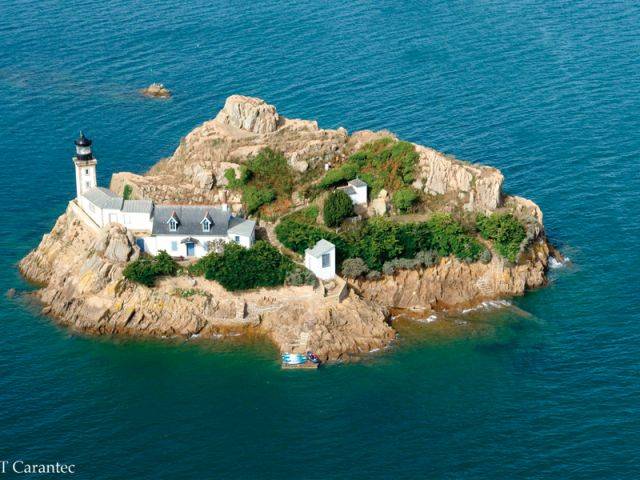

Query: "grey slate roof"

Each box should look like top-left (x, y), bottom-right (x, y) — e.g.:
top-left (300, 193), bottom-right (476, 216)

top-left (305, 239), bottom-right (335, 258)
top-left (228, 217), bottom-right (256, 237)
top-left (338, 185), bottom-right (356, 195)
top-left (349, 178), bottom-right (367, 188)
top-left (122, 199), bottom-right (154, 214)
top-left (83, 187), bottom-right (123, 210)
top-left (152, 205), bottom-right (231, 236)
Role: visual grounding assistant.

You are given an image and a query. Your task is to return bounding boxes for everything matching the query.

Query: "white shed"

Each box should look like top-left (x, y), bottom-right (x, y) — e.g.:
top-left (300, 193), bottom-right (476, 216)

top-left (304, 239), bottom-right (336, 280)
top-left (338, 178), bottom-right (368, 205)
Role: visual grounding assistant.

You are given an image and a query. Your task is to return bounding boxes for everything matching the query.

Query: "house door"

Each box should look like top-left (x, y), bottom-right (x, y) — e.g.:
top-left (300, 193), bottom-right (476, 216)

top-left (186, 242), bottom-right (195, 257)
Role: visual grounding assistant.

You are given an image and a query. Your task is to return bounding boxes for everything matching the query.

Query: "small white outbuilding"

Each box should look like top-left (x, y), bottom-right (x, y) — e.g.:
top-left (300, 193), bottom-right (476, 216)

top-left (304, 239), bottom-right (336, 280)
top-left (337, 178), bottom-right (368, 206)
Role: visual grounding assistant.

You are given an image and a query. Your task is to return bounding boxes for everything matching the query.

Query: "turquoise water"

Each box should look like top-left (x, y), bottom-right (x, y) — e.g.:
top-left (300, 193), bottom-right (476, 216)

top-left (1, 1), bottom-right (639, 477)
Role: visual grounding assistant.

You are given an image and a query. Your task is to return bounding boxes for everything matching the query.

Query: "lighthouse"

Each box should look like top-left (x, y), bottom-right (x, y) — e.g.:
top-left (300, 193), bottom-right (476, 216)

top-left (73, 131), bottom-right (97, 199)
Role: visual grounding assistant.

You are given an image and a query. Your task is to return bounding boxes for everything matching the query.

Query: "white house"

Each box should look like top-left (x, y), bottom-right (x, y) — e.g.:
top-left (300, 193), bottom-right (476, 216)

top-left (71, 133), bottom-right (255, 259)
top-left (304, 239), bottom-right (336, 280)
top-left (337, 178), bottom-right (367, 205)
top-left (141, 205), bottom-right (255, 257)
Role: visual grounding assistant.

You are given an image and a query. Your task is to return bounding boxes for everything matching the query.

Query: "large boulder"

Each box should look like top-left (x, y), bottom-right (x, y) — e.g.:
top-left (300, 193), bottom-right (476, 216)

top-left (214, 95), bottom-right (280, 134)
top-left (94, 224), bottom-right (140, 263)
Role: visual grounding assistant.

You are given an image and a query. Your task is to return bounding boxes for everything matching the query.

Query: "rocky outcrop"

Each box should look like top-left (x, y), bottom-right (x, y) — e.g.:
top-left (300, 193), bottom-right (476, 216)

top-left (354, 238), bottom-right (549, 310)
top-left (412, 145), bottom-right (504, 212)
top-left (111, 95), bottom-right (350, 207)
top-left (19, 206), bottom-right (392, 362)
top-left (139, 83), bottom-right (171, 99)
top-left (110, 95), bottom-right (505, 213)
top-left (214, 95), bottom-right (280, 134)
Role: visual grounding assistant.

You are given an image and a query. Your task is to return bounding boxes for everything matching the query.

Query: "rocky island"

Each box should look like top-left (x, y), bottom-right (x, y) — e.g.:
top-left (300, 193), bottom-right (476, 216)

top-left (19, 95), bottom-right (557, 362)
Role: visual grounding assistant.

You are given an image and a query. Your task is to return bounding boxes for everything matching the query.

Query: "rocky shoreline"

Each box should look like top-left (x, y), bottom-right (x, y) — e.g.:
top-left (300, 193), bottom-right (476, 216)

top-left (19, 95), bottom-right (556, 362)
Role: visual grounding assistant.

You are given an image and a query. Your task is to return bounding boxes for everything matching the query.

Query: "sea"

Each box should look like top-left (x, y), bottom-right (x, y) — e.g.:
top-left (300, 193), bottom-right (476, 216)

top-left (1, 1), bottom-right (639, 478)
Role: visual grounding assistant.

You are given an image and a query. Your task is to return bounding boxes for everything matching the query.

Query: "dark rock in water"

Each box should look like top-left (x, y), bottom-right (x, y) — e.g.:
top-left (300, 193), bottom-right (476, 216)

top-left (140, 83), bottom-right (171, 99)
top-left (6, 288), bottom-right (16, 298)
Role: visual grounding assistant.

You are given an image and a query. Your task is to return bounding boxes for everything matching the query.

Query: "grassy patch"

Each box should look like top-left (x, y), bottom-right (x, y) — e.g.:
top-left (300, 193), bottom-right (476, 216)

top-left (225, 148), bottom-right (296, 214)
top-left (318, 138), bottom-right (419, 197)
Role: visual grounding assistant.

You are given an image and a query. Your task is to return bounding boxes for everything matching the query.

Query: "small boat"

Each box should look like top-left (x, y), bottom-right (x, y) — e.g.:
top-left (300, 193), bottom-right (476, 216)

top-left (281, 353), bottom-right (306, 365)
top-left (306, 351), bottom-right (320, 364)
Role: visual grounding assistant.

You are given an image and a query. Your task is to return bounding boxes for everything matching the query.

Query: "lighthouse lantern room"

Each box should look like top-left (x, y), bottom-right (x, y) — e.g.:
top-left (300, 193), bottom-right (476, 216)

top-left (73, 131), bottom-right (98, 198)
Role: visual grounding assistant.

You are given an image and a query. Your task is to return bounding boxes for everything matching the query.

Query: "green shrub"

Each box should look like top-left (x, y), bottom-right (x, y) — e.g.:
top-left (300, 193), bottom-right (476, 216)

top-left (224, 167), bottom-right (249, 189)
top-left (382, 257), bottom-right (421, 275)
top-left (341, 257), bottom-right (369, 278)
top-left (199, 241), bottom-right (294, 291)
top-left (392, 187), bottom-right (419, 213)
top-left (154, 251), bottom-right (179, 276)
top-left (476, 213), bottom-right (526, 263)
top-left (278, 214), bottom-right (483, 273)
top-left (427, 213), bottom-right (483, 261)
top-left (323, 190), bottom-right (354, 227)
top-left (275, 219), bottom-right (352, 261)
top-left (243, 186), bottom-right (276, 214)
top-left (415, 250), bottom-right (439, 267)
top-left (480, 249), bottom-right (493, 264)
top-left (366, 270), bottom-right (382, 280)
top-left (285, 267), bottom-right (317, 287)
top-left (351, 217), bottom-right (404, 270)
top-left (122, 184), bottom-right (133, 200)
top-left (123, 251), bottom-right (179, 287)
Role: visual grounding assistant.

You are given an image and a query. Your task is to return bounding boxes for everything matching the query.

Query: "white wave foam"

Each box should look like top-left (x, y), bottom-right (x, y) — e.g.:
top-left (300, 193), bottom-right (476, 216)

top-left (462, 299), bottom-right (511, 314)
top-left (416, 314), bottom-right (438, 324)
top-left (549, 256), bottom-right (570, 269)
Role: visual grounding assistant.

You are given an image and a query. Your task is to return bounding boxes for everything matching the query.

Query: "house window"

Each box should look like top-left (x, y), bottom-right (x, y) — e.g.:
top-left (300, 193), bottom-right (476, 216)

top-left (171, 241), bottom-right (178, 251)
top-left (84, 169), bottom-right (89, 175)
top-left (322, 253), bottom-right (330, 268)
top-left (85, 181), bottom-right (91, 189)
top-left (234, 235), bottom-right (240, 243)
top-left (203, 221), bottom-right (210, 233)
top-left (169, 218), bottom-right (177, 232)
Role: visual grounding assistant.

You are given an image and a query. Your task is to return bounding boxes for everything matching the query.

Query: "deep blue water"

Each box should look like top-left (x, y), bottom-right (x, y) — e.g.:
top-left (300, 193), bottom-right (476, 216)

top-left (1, 1), bottom-right (639, 478)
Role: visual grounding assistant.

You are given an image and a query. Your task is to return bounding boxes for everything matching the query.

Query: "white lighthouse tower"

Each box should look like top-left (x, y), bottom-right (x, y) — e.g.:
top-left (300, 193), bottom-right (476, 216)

top-left (73, 131), bottom-right (97, 199)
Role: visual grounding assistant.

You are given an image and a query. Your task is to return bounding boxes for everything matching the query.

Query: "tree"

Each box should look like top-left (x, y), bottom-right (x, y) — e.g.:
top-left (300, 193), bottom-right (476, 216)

top-left (323, 190), bottom-right (354, 227)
